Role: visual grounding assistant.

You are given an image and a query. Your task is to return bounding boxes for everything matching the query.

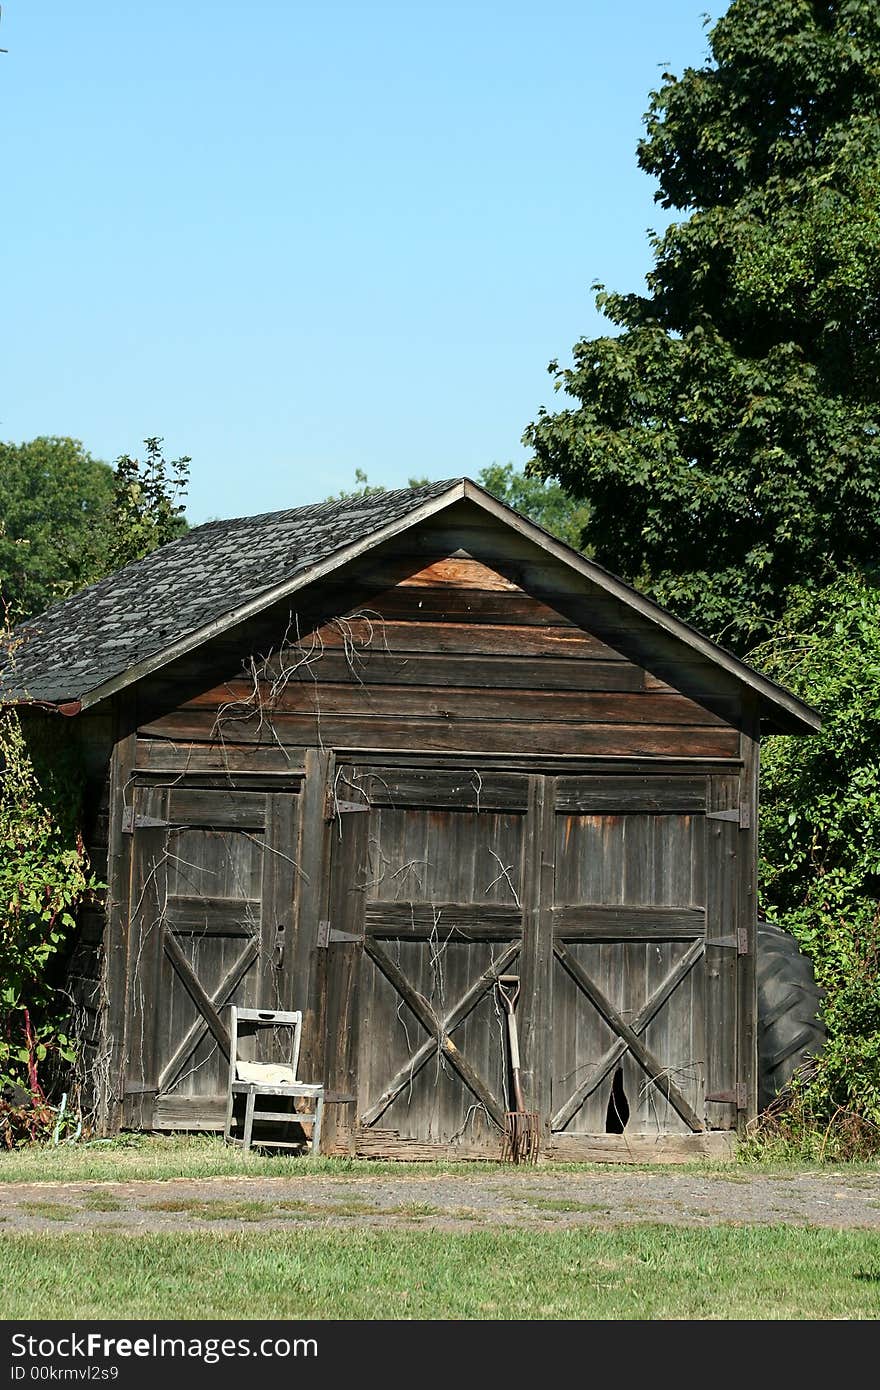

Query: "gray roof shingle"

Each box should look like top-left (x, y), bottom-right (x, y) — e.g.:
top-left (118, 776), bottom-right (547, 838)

top-left (4, 479), bottom-right (461, 703)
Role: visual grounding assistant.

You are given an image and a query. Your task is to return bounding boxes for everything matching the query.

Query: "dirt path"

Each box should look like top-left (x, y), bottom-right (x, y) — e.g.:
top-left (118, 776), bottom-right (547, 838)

top-left (3, 1170), bottom-right (880, 1232)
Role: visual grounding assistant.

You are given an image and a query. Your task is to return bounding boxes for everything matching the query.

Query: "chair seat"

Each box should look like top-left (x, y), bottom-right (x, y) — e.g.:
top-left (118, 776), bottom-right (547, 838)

top-left (230, 1079), bottom-right (324, 1098)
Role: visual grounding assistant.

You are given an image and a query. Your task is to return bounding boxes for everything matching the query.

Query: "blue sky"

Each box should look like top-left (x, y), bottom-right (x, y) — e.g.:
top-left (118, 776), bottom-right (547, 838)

top-left (3, 2), bottom-right (718, 525)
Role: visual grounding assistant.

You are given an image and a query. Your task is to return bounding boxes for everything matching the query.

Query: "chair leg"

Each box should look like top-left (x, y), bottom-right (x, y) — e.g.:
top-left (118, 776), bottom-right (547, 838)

top-left (310, 1093), bottom-right (324, 1159)
top-left (224, 1085), bottom-right (235, 1146)
top-left (242, 1087), bottom-right (256, 1154)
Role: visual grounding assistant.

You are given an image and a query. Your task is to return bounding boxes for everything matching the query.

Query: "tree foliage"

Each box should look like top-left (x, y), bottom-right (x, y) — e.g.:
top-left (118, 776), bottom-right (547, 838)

top-left (0, 438), bottom-right (115, 623)
top-left (0, 436), bottom-right (191, 624)
top-left (476, 464), bottom-right (591, 550)
top-left (756, 574), bottom-right (880, 1125)
top-left (0, 692), bottom-right (99, 1144)
top-left (524, 0), bottom-right (880, 651)
top-left (102, 437), bottom-right (190, 573)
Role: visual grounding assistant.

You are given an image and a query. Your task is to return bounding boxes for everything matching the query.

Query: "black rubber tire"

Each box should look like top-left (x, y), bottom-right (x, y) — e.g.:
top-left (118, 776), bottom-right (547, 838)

top-left (756, 918), bottom-right (826, 1112)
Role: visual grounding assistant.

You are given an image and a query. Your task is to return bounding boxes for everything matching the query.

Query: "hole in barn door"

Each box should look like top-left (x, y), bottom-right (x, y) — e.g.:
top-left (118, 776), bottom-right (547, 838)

top-left (605, 1066), bottom-right (630, 1133)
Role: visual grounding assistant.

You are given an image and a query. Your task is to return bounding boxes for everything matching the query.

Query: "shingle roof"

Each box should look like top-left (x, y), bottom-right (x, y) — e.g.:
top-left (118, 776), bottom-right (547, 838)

top-left (4, 479), bottom-right (461, 703)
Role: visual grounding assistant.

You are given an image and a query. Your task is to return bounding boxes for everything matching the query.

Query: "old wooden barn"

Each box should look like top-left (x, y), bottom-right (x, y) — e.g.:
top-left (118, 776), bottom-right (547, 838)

top-left (7, 479), bottom-right (820, 1161)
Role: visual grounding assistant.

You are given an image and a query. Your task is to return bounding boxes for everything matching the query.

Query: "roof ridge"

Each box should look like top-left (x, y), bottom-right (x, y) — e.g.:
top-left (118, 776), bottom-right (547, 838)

top-left (187, 476), bottom-right (466, 535)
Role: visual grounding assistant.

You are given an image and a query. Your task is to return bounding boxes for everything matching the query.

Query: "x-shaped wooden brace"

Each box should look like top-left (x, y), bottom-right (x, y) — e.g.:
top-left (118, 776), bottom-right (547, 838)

top-left (157, 928), bottom-right (259, 1094)
top-left (359, 938), bottom-right (522, 1129)
top-left (551, 938), bottom-right (706, 1133)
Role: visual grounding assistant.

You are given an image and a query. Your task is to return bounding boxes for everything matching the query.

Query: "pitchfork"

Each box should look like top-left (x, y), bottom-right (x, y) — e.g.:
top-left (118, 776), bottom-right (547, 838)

top-left (496, 974), bottom-right (539, 1163)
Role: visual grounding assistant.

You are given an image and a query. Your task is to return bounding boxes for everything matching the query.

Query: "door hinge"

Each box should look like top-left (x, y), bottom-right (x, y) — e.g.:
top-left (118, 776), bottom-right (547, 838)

top-left (712, 927), bottom-right (750, 955)
top-left (707, 805), bottom-right (751, 829)
top-left (705, 1083), bottom-right (747, 1110)
top-left (122, 807), bottom-right (170, 834)
top-left (334, 799), bottom-right (371, 814)
top-left (316, 920), bottom-right (361, 948)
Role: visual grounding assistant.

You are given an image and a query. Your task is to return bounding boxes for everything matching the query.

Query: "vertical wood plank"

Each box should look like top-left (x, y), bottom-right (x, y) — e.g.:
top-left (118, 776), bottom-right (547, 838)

top-left (704, 773), bottom-right (740, 1131)
top-left (264, 790), bottom-right (300, 1011)
top-left (122, 787), bottom-right (168, 1128)
top-left (738, 709), bottom-right (760, 1127)
top-left (519, 774), bottom-right (554, 1140)
top-left (101, 693), bottom-right (137, 1134)
top-left (293, 749), bottom-right (332, 1089)
top-left (321, 801), bottom-right (369, 1153)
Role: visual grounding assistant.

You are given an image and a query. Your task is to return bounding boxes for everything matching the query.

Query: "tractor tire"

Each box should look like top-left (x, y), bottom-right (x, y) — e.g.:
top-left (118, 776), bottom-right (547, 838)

top-left (756, 918), bottom-right (826, 1112)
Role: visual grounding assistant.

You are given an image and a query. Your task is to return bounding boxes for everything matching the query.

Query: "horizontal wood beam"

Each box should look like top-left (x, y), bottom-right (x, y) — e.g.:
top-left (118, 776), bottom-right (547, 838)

top-left (139, 712), bottom-right (742, 760)
top-left (165, 895), bottom-right (262, 934)
top-left (166, 789), bottom-right (267, 829)
top-left (554, 775), bottom-right (707, 814)
top-left (551, 905), bottom-right (705, 941)
top-left (364, 901), bottom-right (523, 939)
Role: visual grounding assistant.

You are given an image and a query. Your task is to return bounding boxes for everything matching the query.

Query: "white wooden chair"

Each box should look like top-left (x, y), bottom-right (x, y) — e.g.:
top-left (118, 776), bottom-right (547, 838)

top-left (224, 1006), bottom-right (324, 1156)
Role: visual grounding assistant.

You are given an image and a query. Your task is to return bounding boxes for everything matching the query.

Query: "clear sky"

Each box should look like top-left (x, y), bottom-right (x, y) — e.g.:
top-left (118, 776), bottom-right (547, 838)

top-left (3, 2), bottom-right (719, 525)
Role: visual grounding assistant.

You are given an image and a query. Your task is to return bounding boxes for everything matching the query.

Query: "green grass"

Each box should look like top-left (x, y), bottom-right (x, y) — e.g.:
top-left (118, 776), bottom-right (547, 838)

top-left (142, 1197), bottom-right (377, 1221)
top-left (2, 1227), bottom-right (879, 1318)
top-left (518, 1197), bottom-right (610, 1213)
top-left (3, 1132), bottom-right (878, 1185)
top-left (79, 1192), bottom-right (124, 1212)
top-left (18, 1202), bottom-right (74, 1222)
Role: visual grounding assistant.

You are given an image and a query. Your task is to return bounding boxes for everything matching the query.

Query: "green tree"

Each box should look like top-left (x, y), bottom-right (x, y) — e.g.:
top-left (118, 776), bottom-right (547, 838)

top-left (476, 464), bottom-right (590, 550)
top-left (0, 436), bottom-right (191, 623)
top-left (524, 0), bottom-right (880, 652)
top-left (102, 436), bottom-right (190, 573)
top-left (0, 438), bottom-right (115, 622)
top-left (755, 574), bottom-right (880, 1125)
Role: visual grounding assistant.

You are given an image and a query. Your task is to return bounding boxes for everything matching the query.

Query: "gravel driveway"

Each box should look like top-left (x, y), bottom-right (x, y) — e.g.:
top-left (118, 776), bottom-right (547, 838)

top-left (3, 1170), bottom-right (880, 1232)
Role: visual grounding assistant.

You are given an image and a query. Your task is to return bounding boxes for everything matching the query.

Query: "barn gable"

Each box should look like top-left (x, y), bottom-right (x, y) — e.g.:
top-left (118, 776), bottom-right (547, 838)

top-left (5, 480), bottom-right (819, 737)
top-left (133, 505), bottom-right (755, 764)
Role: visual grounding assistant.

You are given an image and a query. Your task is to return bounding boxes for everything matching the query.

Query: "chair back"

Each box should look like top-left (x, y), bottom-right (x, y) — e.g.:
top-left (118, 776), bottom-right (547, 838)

top-left (228, 1007), bottom-right (303, 1086)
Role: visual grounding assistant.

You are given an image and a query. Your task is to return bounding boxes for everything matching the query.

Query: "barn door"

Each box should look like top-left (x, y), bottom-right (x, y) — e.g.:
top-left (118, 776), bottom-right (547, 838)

top-left (321, 765), bottom-right (532, 1157)
top-left (122, 781), bottom-right (301, 1129)
top-left (548, 772), bottom-right (742, 1146)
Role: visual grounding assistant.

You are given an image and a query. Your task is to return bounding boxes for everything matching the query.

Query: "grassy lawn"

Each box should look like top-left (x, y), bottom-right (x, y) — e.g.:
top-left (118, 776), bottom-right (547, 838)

top-left (0, 1226), bottom-right (878, 1319)
top-left (2, 1132), bottom-right (878, 1184)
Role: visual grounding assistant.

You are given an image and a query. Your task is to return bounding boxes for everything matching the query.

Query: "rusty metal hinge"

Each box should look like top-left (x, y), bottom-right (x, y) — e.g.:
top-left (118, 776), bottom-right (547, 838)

top-left (121, 807), bottom-right (170, 834)
top-left (316, 920), bottom-right (361, 948)
top-left (712, 928), bottom-right (750, 955)
top-left (706, 805), bottom-right (751, 829)
top-left (705, 1083), bottom-right (748, 1110)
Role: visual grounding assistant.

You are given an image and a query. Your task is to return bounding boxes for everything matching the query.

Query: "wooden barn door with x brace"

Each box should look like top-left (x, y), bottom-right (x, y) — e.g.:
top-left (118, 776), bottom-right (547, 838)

top-left (321, 764), bottom-right (743, 1157)
top-left (121, 780), bottom-right (302, 1131)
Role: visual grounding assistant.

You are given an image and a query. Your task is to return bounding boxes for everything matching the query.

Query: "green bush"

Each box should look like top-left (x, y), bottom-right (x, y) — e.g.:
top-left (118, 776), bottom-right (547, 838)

top-left (756, 573), bottom-right (880, 1129)
top-left (0, 706), bottom-right (99, 1145)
